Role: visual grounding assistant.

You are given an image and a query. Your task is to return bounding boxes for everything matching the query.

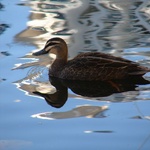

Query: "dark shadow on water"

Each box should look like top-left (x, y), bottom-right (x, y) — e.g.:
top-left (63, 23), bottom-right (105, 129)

top-left (0, 2), bottom-right (10, 35)
top-left (33, 76), bottom-right (150, 108)
top-left (0, 24), bottom-right (10, 35)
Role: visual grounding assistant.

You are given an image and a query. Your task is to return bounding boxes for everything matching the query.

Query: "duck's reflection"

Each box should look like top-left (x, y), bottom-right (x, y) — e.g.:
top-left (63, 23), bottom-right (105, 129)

top-left (33, 77), bottom-right (68, 108)
top-left (32, 76), bottom-right (150, 108)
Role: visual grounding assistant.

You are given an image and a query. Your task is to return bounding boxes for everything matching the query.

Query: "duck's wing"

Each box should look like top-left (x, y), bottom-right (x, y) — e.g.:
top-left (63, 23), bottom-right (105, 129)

top-left (75, 52), bottom-right (133, 63)
top-left (60, 57), bottom-right (149, 81)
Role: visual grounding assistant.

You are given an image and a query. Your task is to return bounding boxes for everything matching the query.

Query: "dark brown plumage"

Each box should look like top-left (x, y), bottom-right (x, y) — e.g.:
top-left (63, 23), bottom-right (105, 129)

top-left (33, 37), bottom-right (150, 81)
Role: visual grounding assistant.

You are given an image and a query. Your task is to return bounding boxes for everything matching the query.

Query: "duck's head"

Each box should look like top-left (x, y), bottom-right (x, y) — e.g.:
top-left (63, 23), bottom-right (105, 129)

top-left (33, 37), bottom-right (68, 59)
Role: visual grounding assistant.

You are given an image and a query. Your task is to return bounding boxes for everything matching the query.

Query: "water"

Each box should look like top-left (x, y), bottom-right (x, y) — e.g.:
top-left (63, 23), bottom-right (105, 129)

top-left (1, 0), bottom-right (150, 150)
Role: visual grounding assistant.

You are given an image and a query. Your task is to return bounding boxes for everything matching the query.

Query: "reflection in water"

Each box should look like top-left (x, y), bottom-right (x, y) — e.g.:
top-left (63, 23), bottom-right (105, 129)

top-left (15, 0), bottom-right (80, 50)
top-left (0, 24), bottom-right (10, 35)
top-left (131, 115), bottom-right (150, 120)
top-left (15, 0), bottom-right (150, 55)
top-left (0, 2), bottom-right (10, 84)
top-left (0, 2), bottom-right (10, 34)
top-left (84, 130), bottom-right (113, 134)
top-left (14, 76), bottom-right (150, 108)
top-left (32, 105), bottom-right (108, 120)
top-left (79, 0), bottom-right (150, 53)
top-left (131, 102), bottom-right (150, 121)
top-left (29, 77), bottom-right (149, 120)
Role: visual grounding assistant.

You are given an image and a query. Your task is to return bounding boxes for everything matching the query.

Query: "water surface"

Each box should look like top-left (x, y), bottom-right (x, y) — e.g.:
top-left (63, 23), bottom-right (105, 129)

top-left (1, 0), bottom-right (150, 150)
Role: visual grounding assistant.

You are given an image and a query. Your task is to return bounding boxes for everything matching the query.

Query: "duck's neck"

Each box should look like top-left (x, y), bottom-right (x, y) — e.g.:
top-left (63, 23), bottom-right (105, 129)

top-left (50, 46), bottom-right (68, 77)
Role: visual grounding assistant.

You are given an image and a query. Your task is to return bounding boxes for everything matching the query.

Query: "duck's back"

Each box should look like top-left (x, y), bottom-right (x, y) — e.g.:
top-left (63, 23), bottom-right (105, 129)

top-left (75, 52), bottom-right (132, 63)
top-left (58, 52), bottom-right (149, 81)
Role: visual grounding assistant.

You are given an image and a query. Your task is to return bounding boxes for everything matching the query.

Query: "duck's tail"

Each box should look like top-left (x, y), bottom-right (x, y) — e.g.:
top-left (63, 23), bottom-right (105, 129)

top-left (128, 65), bottom-right (150, 76)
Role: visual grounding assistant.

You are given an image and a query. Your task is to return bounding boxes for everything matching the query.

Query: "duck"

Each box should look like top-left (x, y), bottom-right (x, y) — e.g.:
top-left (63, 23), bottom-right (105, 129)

top-left (33, 37), bottom-right (150, 81)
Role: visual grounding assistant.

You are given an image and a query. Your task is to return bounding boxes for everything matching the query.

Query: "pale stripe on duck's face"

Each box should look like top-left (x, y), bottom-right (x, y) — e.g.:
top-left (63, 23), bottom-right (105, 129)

top-left (44, 40), bottom-right (60, 52)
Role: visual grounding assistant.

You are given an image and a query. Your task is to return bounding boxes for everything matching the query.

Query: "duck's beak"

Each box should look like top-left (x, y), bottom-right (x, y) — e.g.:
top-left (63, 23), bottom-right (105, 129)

top-left (32, 49), bottom-right (48, 56)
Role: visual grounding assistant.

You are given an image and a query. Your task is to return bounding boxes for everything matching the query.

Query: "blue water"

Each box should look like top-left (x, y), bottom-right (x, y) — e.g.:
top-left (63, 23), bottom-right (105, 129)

top-left (1, 0), bottom-right (150, 150)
